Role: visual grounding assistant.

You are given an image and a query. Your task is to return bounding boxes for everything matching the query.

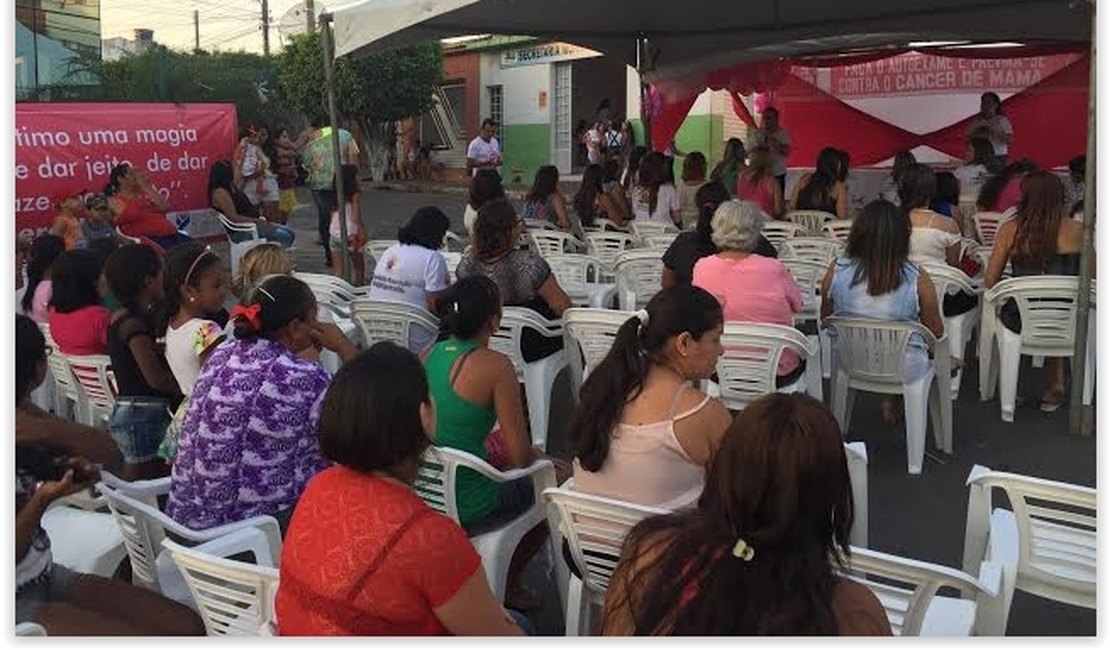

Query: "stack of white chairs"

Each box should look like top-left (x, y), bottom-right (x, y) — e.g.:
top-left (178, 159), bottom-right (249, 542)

top-left (546, 254), bottom-right (617, 309)
top-left (918, 262), bottom-right (982, 399)
top-left (613, 250), bottom-right (664, 311)
top-left (977, 276), bottom-right (1095, 423)
top-left (787, 210), bottom-right (836, 235)
top-left (581, 218), bottom-right (626, 233)
top-left (584, 231), bottom-right (637, 277)
top-left (779, 237), bottom-right (843, 264)
top-left (525, 219), bottom-right (561, 232)
top-left (709, 322), bottom-right (822, 409)
top-left (643, 233), bottom-right (679, 250)
top-left (487, 307), bottom-right (568, 450)
top-left (628, 221), bottom-right (677, 245)
top-left (562, 308), bottom-right (634, 400)
top-left (823, 317), bottom-right (952, 475)
top-left (962, 465), bottom-right (1095, 634)
top-left (414, 446), bottom-right (556, 604)
top-left (822, 219), bottom-right (854, 244)
top-left (97, 473), bottom-right (282, 608)
top-left (64, 354), bottom-right (117, 428)
top-left (40, 323), bottom-right (82, 421)
top-left (216, 213), bottom-right (267, 278)
top-left (349, 298), bottom-right (439, 356)
top-left (530, 230), bottom-right (585, 256)
top-left (294, 271), bottom-right (369, 321)
top-left (761, 221), bottom-right (806, 251)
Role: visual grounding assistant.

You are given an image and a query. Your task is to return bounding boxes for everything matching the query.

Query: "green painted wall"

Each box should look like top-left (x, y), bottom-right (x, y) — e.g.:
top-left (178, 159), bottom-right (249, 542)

top-left (501, 123), bottom-right (551, 185)
top-left (629, 115), bottom-right (727, 176)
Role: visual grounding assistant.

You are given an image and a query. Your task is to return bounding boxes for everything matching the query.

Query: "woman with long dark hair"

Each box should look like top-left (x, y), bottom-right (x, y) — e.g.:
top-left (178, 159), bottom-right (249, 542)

top-left (522, 165), bottom-right (571, 231)
top-left (601, 393), bottom-right (891, 636)
top-left (901, 164), bottom-right (962, 267)
top-left (464, 169), bottom-right (505, 234)
top-left (985, 171), bottom-right (1092, 412)
top-left (573, 164), bottom-right (629, 228)
top-left (46, 249), bottom-right (112, 356)
top-left (105, 164), bottom-right (194, 250)
top-left (791, 147), bottom-right (850, 218)
top-left (209, 159), bottom-right (296, 248)
top-left (966, 91), bottom-right (1014, 163)
top-left (568, 286), bottom-right (731, 509)
top-left (677, 152), bottom-right (708, 229)
top-left (631, 152), bottom-right (681, 226)
top-left (22, 234), bottom-right (65, 322)
top-left (820, 199), bottom-right (944, 424)
top-left (735, 146), bottom-right (783, 219)
top-left (709, 137), bottom-right (747, 196)
top-left (955, 137), bottom-right (1000, 200)
top-left (622, 146), bottom-right (648, 197)
top-left (977, 158), bottom-right (1037, 213)
top-left (879, 150), bottom-right (917, 206)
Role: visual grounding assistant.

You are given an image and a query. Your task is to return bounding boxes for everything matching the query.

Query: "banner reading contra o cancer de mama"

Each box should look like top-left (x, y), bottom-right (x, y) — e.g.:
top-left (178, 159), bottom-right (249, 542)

top-left (15, 102), bottom-right (238, 238)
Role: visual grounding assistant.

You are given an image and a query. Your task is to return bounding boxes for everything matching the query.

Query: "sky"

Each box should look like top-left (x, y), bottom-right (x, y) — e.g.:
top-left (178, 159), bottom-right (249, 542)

top-left (101, 0), bottom-right (346, 54)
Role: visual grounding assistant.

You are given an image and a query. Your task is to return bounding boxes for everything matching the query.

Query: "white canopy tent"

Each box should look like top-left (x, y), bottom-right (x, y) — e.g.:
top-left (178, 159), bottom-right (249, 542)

top-left (331, 0), bottom-right (1090, 81)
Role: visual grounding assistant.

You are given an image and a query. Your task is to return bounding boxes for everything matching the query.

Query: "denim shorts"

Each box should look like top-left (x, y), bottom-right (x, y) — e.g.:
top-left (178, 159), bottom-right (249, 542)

top-left (107, 398), bottom-right (173, 464)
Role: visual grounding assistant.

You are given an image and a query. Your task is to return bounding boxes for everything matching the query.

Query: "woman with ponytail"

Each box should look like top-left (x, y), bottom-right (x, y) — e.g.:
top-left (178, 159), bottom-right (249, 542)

top-left (568, 285), bottom-right (731, 510)
top-left (167, 275), bottom-right (358, 532)
top-left (424, 275), bottom-right (569, 609)
top-left (601, 393), bottom-right (891, 636)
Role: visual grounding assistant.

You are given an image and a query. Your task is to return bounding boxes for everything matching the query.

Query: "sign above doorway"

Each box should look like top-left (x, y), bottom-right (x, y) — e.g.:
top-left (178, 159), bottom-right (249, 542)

top-left (500, 42), bottom-right (601, 68)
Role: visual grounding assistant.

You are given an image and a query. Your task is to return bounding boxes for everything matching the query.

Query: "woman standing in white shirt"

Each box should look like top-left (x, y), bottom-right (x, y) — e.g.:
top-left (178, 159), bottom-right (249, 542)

top-left (631, 152), bottom-right (681, 226)
top-left (954, 137), bottom-right (1001, 200)
top-left (966, 92), bottom-right (1014, 163)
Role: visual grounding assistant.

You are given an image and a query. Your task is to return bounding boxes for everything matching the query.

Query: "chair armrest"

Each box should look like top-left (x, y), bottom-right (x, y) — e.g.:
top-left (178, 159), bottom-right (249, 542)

top-left (167, 515), bottom-right (283, 567)
top-left (165, 527), bottom-right (282, 570)
top-left (976, 559), bottom-right (1002, 598)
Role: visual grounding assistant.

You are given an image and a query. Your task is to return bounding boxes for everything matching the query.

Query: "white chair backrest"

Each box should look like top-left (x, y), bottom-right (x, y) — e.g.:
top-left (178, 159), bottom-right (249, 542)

top-left (613, 250), bottom-right (664, 309)
top-left (983, 276), bottom-right (1092, 353)
top-left (217, 212), bottom-right (260, 240)
top-left (973, 212), bottom-right (1004, 247)
top-left (761, 221), bottom-right (806, 249)
top-left (628, 221), bottom-right (677, 243)
top-left (349, 299), bottom-right (439, 353)
top-left (779, 237), bottom-right (844, 264)
top-left (821, 318), bottom-right (937, 389)
top-left (529, 230), bottom-right (584, 256)
top-left (162, 538), bottom-right (280, 636)
top-left (15, 622), bottom-right (47, 636)
top-left (843, 442), bottom-right (869, 548)
top-left (442, 230), bottom-right (467, 252)
top-left (546, 254), bottom-right (607, 300)
top-left (366, 239), bottom-right (400, 266)
top-left (821, 219), bottom-right (854, 243)
top-left (293, 272), bottom-right (366, 319)
top-left (844, 545), bottom-right (1000, 636)
top-left (585, 232), bottom-right (638, 269)
top-left (563, 308), bottom-right (635, 378)
top-left (65, 354), bottom-right (117, 416)
top-left (964, 465), bottom-right (1095, 609)
top-left (787, 210), bottom-right (836, 234)
top-left (715, 322), bottom-right (818, 411)
top-left (643, 233), bottom-right (679, 250)
top-left (441, 251), bottom-right (463, 282)
top-left (41, 324), bottom-right (80, 397)
top-left (488, 307), bottom-right (562, 380)
top-left (525, 219), bottom-right (560, 232)
top-left (917, 262), bottom-right (978, 303)
top-left (779, 258), bottom-right (827, 305)
top-left (542, 487), bottom-right (669, 595)
top-left (582, 218), bottom-right (626, 233)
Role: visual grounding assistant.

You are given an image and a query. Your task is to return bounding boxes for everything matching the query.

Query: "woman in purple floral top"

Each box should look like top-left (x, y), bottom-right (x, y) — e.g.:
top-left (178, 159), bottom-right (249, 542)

top-left (166, 275), bottom-right (359, 531)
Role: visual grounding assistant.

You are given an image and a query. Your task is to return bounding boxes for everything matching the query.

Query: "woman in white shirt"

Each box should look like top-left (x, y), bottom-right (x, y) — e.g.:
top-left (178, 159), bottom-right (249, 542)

top-left (966, 91), bottom-right (1014, 162)
top-left (954, 137), bottom-right (1000, 201)
top-left (367, 207), bottom-right (452, 354)
top-left (631, 152), bottom-right (681, 226)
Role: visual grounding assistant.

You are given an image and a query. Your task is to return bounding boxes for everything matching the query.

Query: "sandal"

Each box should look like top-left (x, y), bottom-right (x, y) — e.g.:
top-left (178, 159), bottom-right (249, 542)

top-left (1039, 388), bottom-right (1066, 413)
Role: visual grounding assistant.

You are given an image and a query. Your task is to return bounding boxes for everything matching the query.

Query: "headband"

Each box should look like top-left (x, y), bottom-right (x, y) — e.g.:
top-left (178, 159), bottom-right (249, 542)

top-left (183, 249), bottom-right (213, 288)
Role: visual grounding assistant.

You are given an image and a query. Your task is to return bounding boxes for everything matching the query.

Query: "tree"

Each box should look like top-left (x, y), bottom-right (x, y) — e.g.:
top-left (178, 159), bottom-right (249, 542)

top-left (278, 31), bottom-right (442, 179)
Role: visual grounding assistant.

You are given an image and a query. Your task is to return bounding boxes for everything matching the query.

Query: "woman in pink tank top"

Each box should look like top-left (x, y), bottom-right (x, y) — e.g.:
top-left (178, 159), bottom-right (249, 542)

top-left (568, 286), bottom-right (733, 509)
top-left (736, 146), bottom-right (783, 219)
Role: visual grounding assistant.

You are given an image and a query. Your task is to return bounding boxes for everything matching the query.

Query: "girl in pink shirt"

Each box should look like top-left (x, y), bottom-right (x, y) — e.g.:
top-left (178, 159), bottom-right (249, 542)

top-left (46, 249), bottom-right (112, 356)
top-left (693, 200), bottom-right (804, 380)
top-left (735, 146), bottom-right (783, 219)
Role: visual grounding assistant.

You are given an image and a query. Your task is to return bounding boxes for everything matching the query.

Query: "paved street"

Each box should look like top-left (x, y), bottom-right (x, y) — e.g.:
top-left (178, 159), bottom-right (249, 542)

top-left (278, 185), bottom-right (1096, 636)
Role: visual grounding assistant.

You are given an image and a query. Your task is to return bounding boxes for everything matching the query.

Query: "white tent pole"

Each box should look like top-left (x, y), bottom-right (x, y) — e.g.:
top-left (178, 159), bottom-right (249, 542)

top-left (1069, 2), bottom-right (1095, 437)
top-left (320, 13), bottom-right (352, 283)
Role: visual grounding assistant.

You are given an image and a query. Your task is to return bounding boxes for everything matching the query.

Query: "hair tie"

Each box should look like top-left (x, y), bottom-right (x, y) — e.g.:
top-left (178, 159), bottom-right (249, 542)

top-left (635, 308), bottom-right (650, 332)
top-left (732, 538), bottom-right (755, 562)
top-left (230, 303), bottom-right (263, 331)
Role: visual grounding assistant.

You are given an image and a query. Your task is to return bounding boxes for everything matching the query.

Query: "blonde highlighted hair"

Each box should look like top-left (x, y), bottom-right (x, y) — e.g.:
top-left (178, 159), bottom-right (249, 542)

top-left (232, 243), bottom-right (295, 299)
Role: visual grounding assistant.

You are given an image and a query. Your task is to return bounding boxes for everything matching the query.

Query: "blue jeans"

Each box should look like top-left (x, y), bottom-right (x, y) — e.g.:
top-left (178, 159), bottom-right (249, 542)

top-left (107, 398), bottom-right (172, 463)
top-left (507, 609), bottom-right (536, 636)
top-left (258, 222), bottom-right (296, 248)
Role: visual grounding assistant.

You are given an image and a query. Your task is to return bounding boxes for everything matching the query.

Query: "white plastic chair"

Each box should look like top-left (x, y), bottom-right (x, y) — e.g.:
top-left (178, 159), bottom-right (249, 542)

top-left (525, 219), bottom-right (561, 232)
top-left (710, 322), bottom-right (821, 410)
top-left (442, 230), bottom-right (468, 252)
top-left (542, 487), bottom-right (670, 636)
top-left (823, 317), bottom-right (952, 474)
top-left (441, 251), bottom-right (464, 282)
top-left (844, 545), bottom-right (1006, 636)
top-left (977, 276), bottom-right (1095, 422)
top-left (562, 308), bottom-right (635, 400)
top-left (42, 496), bottom-right (128, 579)
top-left (414, 446), bottom-right (556, 604)
top-left (349, 298), bottom-right (440, 356)
top-left (163, 534), bottom-right (281, 636)
top-left (365, 239), bottom-right (400, 268)
top-left (779, 237), bottom-right (844, 264)
top-left (643, 233), bottom-right (679, 250)
top-left (529, 230), bottom-right (585, 256)
top-left (822, 219), bottom-right (854, 243)
top-left (973, 212), bottom-right (1005, 248)
top-left (584, 231), bottom-right (638, 275)
top-left (628, 221), bottom-right (677, 245)
top-left (962, 465), bottom-right (1095, 628)
top-left (293, 271), bottom-right (369, 321)
top-left (787, 209), bottom-right (836, 235)
top-left (40, 323), bottom-right (82, 422)
top-left (64, 354), bottom-right (117, 428)
top-left (761, 221), bottom-right (806, 250)
top-left (97, 473), bottom-right (282, 607)
top-left (216, 213), bottom-right (265, 278)
top-left (918, 262), bottom-right (982, 400)
top-left (15, 622), bottom-right (47, 636)
top-left (780, 257), bottom-right (833, 381)
top-left (582, 218), bottom-right (626, 233)
top-left (487, 307), bottom-right (568, 450)
top-left (613, 250), bottom-right (663, 310)
top-left (545, 253), bottom-right (616, 309)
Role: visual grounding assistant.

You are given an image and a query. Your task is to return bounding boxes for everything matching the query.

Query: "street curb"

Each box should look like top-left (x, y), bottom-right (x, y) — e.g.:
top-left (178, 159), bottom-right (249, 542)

top-left (367, 180), bottom-right (527, 200)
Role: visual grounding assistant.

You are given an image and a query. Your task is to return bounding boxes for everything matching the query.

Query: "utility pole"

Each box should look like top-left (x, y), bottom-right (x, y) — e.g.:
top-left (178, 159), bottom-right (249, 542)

top-left (306, 0), bottom-right (316, 31)
top-left (261, 0), bottom-right (270, 56)
top-left (193, 10), bottom-right (200, 52)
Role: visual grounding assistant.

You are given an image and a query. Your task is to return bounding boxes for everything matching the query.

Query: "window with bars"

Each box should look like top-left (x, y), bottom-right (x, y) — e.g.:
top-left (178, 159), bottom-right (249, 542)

top-left (487, 85), bottom-right (504, 146)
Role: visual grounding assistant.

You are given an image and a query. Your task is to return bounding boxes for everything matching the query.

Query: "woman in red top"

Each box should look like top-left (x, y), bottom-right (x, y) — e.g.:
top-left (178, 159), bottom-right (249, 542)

top-left (105, 164), bottom-right (194, 251)
top-left (736, 146), bottom-right (783, 219)
top-left (275, 342), bottom-right (528, 636)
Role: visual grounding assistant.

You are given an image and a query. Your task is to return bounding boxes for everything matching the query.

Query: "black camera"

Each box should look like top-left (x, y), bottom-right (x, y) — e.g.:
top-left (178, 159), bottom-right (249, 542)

top-left (15, 443), bottom-right (96, 484)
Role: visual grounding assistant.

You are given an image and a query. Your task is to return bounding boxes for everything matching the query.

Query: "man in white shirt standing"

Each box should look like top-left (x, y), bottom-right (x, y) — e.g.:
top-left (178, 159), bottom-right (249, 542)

top-left (751, 107), bottom-right (791, 197)
top-left (467, 118), bottom-right (502, 177)
top-left (966, 91), bottom-right (1014, 164)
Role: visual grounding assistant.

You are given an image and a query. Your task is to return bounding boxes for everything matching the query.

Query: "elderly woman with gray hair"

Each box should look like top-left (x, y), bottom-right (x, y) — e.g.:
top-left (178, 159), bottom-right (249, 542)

top-left (692, 200), bottom-right (805, 385)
